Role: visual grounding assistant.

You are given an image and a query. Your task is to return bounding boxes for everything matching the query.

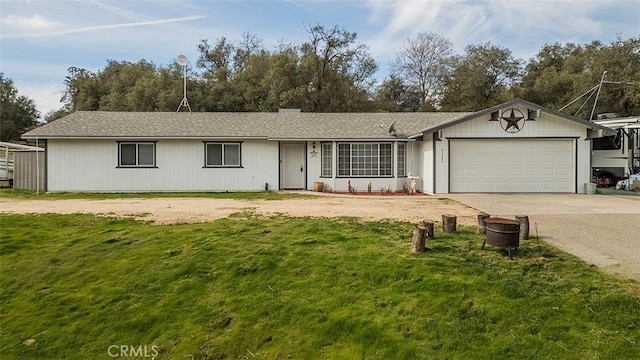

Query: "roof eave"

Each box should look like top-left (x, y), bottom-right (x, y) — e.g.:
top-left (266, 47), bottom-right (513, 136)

top-left (22, 135), bottom-right (269, 140)
top-left (267, 137), bottom-right (408, 141)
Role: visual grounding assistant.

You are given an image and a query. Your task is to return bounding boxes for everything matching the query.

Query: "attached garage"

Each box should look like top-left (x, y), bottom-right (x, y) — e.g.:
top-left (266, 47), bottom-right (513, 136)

top-left (449, 139), bottom-right (575, 193)
top-left (415, 99), bottom-right (614, 194)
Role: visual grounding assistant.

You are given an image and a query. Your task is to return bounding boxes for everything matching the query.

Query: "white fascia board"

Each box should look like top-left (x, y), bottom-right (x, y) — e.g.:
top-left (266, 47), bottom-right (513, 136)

top-left (268, 138), bottom-right (405, 142)
top-left (21, 136), bottom-right (268, 140)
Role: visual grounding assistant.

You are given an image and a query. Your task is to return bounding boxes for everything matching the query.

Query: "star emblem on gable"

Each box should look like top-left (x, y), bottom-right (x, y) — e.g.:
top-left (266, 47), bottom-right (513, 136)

top-left (500, 108), bottom-right (525, 133)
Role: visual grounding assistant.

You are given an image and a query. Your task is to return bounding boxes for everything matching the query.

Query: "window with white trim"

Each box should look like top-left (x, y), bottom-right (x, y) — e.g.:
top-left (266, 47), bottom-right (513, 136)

top-left (205, 143), bottom-right (241, 167)
top-left (321, 142), bottom-right (332, 177)
top-left (337, 143), bottom-right (392, 177)
top-left (397, 142), bottom-right (406, 177)
top-left (118, 142), bottom-right (156, 167)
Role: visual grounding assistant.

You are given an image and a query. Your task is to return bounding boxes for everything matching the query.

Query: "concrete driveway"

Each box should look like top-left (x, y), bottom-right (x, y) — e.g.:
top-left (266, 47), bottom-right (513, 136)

top-left (446, 194), bottom-right (640, 282)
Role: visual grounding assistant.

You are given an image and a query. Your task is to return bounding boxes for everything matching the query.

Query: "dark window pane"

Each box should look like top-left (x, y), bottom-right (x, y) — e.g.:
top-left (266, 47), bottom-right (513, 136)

top-left (224, 144), bottom-right (240, 166)
top-left (120, 144), bottom-right (136, 166)
top-left (321, 143), bottom-right (332, 177)
top-left (593, 132), bottom-right (622, 150)
top-left (207, 144), bottom-right (222, 166)
top-left (138, 144), bottom-right (155, 166)
top-left (397, 143), bottom-right (406, 177)
top-left (338, 144), bottom-right (350, 176)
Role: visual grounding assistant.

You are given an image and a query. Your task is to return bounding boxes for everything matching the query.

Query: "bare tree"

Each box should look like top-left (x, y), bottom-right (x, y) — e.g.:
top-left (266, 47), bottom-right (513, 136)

top-left (234, 32), bottom-right (264, 72)
top-left (391, 32), bottom-right (455, 108)
top-left (301, 24), bottom-right (377, 111)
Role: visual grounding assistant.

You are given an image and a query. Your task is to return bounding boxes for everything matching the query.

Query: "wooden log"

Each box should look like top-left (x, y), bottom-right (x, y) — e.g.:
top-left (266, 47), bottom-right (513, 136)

top-left (422, 220), bottom-right (435, 239)
top-left (442, 214), bottom-right (457, 233)
top-left (515, 215), bottom-right (529, 240)
top-left (411, 225), bottom-right (427, 253)
top-left (477, 214), bottom-right (490, 234)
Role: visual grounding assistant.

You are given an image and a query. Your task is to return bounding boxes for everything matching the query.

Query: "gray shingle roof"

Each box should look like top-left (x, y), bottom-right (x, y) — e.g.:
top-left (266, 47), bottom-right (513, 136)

top-left (22, 111), bottom-right (473, 140)
top-left (22, 99), bottom-right (614, 140)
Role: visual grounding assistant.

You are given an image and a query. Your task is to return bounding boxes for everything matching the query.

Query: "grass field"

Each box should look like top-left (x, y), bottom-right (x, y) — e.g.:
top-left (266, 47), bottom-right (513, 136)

top-left (1, 213), bottom-right (639, 359)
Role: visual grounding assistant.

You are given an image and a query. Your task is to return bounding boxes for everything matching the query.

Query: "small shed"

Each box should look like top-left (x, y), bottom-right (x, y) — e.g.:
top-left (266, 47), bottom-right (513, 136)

top-left (0, 142), bottom-right (45, 191)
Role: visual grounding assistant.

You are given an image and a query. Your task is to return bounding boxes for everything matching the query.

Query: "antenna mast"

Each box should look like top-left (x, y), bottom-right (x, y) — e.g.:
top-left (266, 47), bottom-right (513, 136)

top-left (588, 71), bottom-right (607, 121)
top-left (176, 54), bottom-right (191, 112)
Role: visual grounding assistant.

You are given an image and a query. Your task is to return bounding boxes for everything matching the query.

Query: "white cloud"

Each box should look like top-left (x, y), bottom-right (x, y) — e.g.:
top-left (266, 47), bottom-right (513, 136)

top-left (14, 81), bottom-right (65, 118)
top-left (1, 15), bottom-right (207, 39)
top-left (3, 14), bottom-right (61, 31)
top-left (363, 0), bottom-right (630, 69)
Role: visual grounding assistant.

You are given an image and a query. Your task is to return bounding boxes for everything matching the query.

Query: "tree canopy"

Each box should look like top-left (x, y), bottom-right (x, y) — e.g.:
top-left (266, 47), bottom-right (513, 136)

top-left (0, 73), bottom-right (40, 142)
top-left (34, 26), bottom-right (639, 126)
top-left (514, 36), bottom-right (640, 118)
top-left (439, 43), bottom-right (523, 111)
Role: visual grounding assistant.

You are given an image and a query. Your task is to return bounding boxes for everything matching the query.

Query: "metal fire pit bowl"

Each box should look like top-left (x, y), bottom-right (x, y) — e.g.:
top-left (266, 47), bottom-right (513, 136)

top-left (482, 217), bottom-right (520, 259)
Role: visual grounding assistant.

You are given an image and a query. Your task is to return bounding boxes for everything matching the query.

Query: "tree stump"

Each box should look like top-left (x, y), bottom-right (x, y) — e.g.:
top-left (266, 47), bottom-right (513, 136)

top-left (442, 214), bottom-right (457, 233)
top-left (515, 215), bottom-right (529, 240)
top-left (477, 214), bottom-right (490, 234)
top-left (411, 225), bottom-right (427, 253)
top-left (422, 220), bottom-right (435, 239)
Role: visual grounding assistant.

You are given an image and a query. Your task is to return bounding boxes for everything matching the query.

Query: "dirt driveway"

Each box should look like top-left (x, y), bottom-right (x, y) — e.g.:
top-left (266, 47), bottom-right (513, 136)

top-left (0, 194), bottom-right (480, 226)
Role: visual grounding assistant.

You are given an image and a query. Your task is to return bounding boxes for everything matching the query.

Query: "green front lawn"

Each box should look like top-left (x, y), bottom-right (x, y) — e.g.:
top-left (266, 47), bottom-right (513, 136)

top-left (1, 213), bottom-right (638, 359)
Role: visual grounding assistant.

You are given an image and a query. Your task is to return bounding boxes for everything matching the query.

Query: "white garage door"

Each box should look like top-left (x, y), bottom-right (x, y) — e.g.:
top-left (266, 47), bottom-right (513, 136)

top-left (450, 139), bottom-right (574, 192)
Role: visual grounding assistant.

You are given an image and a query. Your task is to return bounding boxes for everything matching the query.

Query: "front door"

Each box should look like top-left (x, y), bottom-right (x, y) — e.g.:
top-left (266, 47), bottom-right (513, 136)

top-left (281, 143), bottom-right (305, 189)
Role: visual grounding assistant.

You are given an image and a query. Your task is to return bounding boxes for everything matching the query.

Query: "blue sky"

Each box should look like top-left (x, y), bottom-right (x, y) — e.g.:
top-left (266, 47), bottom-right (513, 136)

top-left (1, 0), bottom-right (638, 117)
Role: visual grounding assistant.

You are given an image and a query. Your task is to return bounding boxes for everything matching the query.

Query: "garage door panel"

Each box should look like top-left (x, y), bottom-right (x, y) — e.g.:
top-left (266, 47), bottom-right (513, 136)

top-left (467, 183), bottom-right (482, 191)
top-left (450, 139), bottom-right (574, 193)
top-left (482, 182), bottom-right (496, 190)
top-left (557, 156), bottom-right (572, 164)
top-left (540, 182), bottom-right (555, 191)
top-left (527, 183), bottom-right (541, 191)
top-left (541, 154), bottom-right (554, 162)
top-left (511, 154), bottom-right (525, 163)
top-left (527, 168), bottom-right (540, 176)
top-left (483, 168), bottom-right (496, 176)
top-left (526, 154), bottom-right (539, 162)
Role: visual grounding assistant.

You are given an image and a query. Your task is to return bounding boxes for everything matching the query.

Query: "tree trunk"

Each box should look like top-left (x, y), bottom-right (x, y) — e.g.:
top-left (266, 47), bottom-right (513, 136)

top-left (422, 220), bottom-right (435, 239)
top-left (515, 215), bottom-right (529, 240)
top-left (477, 214), bottom-right (490, 234)
top-left (442, 214), bottom-right (457, 233)
top-left (411, 225), bottom-right (427, 253)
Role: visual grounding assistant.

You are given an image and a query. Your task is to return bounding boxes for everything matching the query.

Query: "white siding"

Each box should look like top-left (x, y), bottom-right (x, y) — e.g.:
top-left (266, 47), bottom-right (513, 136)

top-left (445, 110), bottom-right (585, 138)
top-left (435, 137), bottom-right (449, 194)
top-left (431, 105), bottom-right (591, 193)
top-left (406, 140), bottom-right (422, 190)
top-left (419, 137), bottom-right (433, 194)
top-left (306, 141), bottom-right (322, 190)
top-left (47, 139), bottom-right (279, 192)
